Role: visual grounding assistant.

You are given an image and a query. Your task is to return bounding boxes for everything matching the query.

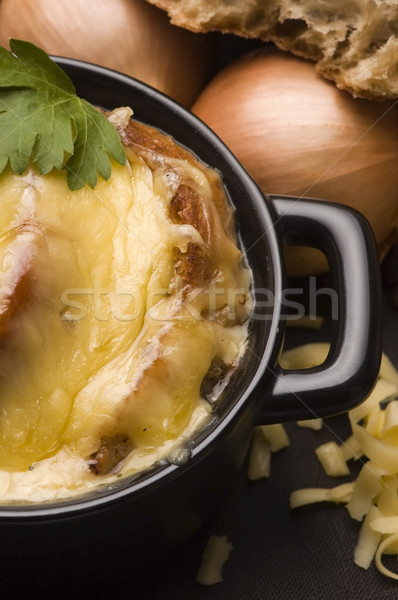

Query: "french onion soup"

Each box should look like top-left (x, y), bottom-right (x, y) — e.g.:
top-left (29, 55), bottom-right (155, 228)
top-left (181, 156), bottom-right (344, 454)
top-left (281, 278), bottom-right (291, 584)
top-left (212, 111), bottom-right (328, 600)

top-left (0, 107), bottom-right (252, 501)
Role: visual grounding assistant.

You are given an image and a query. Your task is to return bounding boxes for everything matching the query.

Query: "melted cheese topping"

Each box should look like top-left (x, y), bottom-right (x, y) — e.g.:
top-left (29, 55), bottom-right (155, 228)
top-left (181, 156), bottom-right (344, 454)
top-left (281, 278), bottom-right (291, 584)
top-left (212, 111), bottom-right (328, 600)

top-left (0, 141), bottom-right (251, 501)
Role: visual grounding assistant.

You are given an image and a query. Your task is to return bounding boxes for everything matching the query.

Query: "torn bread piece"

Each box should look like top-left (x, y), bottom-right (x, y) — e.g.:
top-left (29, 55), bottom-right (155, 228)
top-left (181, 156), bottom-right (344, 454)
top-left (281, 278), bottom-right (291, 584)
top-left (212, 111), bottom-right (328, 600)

top-left (145, 0), bottom-right (398, 99)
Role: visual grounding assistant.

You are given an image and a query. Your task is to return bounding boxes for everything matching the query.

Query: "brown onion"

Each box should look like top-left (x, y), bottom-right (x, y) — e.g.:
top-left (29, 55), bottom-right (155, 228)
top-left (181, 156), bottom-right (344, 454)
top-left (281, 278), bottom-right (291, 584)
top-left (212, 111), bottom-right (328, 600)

top-left (192, 47), bottom-right (398, 275)
top-left (0, 0), bottom-right (213, 106)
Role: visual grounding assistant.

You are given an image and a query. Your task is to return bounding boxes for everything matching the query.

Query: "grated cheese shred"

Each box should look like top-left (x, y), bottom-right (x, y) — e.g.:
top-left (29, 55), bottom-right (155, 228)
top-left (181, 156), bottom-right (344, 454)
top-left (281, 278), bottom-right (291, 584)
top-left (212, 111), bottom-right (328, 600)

top-left (196, 535), bottom-right (234, 586)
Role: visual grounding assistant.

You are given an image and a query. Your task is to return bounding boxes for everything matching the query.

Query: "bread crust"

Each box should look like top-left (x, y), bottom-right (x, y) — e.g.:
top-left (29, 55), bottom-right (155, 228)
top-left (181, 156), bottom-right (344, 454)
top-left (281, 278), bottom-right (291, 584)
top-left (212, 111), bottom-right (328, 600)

top-left (117, 117), bottom-right (235, 290)
top-left (145, 0), bottom-right (398, 99)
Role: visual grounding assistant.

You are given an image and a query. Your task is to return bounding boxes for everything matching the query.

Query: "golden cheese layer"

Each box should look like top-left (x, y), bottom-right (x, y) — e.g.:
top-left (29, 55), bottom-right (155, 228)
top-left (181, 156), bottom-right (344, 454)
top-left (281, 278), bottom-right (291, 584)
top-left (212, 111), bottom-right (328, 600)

top-left (0, 114), bottom-right (251, 501)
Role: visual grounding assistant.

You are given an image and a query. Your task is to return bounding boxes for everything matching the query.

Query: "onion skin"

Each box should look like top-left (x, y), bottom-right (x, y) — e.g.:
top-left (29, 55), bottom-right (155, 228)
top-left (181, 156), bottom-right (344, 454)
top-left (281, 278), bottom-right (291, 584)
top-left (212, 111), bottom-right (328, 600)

top-left (192, 48), bottom-right (398, 275)
top-left (0, 0), bottom-right (213, 106)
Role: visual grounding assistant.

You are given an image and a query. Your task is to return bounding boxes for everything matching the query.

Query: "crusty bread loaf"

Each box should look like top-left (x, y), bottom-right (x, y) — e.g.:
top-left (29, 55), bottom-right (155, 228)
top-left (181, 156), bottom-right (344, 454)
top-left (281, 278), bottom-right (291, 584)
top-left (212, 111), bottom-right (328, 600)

top-left (145, 0), bottom-right (398, 100)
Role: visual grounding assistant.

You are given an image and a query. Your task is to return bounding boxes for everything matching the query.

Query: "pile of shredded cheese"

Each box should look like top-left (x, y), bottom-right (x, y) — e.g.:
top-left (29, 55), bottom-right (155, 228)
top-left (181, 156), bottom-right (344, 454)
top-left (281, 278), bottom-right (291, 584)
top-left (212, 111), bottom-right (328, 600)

top-left (248, 342), bottom-right (398, 581)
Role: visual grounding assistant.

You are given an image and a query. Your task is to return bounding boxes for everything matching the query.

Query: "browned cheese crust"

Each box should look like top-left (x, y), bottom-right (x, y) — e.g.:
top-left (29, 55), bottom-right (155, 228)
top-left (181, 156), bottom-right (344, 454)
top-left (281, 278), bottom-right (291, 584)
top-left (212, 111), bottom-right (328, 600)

top-left (89, 433), bottom-right (134, 476)
top-left (118, 118), bottom-right (237, 291)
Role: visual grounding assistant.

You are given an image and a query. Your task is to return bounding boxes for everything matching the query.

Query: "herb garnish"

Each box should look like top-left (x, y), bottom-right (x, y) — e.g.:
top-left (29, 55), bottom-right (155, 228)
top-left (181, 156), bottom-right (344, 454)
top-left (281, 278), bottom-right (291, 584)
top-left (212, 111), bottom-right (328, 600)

top-left (0, 39), bottom-right (126, 190)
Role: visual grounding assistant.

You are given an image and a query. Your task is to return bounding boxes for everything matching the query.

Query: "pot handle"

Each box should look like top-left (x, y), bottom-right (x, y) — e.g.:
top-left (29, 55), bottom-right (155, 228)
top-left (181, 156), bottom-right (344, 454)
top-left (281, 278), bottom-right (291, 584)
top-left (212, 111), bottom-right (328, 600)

top-left (259, 195), bottom-right (382, 423)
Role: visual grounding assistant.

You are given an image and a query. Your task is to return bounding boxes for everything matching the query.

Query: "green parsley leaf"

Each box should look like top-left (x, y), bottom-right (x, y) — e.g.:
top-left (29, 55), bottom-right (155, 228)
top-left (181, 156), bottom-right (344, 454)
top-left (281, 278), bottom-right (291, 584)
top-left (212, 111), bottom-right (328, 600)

top-left (0, 39), bottom-right (126, 190)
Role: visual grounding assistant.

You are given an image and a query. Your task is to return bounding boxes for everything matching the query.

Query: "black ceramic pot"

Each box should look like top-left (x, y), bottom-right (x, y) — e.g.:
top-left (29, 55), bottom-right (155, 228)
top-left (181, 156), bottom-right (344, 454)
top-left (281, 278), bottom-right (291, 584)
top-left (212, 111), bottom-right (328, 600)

top-left (0, 59), bottom-right (382, 575)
